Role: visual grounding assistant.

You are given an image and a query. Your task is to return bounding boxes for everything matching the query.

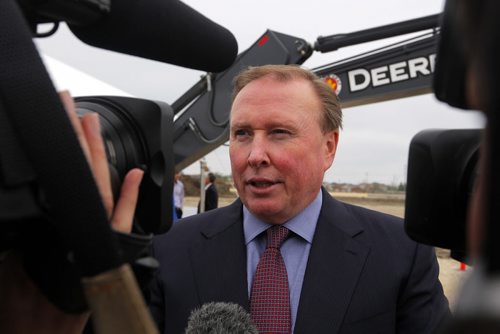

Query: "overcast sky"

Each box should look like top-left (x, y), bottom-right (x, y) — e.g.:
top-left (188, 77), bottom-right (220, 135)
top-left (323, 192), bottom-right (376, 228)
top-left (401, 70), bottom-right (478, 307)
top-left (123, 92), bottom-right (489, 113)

top-left (35, 0), bottom-right (485, 184)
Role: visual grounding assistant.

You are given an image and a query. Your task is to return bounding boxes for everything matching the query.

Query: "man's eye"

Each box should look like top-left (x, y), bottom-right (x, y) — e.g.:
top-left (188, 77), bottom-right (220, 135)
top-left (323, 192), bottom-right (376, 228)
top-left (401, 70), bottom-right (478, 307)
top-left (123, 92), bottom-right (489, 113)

top-left (270, 129), bottom-right (292, 137)
top-left (233, 129), bottom-right (250, 139)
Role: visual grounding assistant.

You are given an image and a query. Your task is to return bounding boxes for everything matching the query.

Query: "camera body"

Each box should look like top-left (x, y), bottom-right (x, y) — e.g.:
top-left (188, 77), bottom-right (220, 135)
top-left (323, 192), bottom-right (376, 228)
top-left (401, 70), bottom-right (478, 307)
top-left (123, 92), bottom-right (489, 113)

top-left (0, 0), bottom-right (179, 313)
top-left (405, 128), bottom-right (481, 263)
top-left (404, 0), bottom-right (486, 263)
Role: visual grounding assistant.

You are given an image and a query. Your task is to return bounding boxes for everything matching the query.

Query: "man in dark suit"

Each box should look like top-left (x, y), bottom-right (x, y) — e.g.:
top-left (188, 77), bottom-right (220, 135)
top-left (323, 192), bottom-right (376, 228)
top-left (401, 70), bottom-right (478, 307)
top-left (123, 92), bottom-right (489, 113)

top-left (197, 172), bottom-right (219, 213)
top-left (149, 65), bottom-right (449, 333)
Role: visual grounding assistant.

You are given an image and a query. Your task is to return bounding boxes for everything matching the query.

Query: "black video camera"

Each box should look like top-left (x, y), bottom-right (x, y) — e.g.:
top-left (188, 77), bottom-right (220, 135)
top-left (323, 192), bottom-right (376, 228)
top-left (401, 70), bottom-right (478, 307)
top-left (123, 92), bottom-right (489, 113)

top-left (15, 0), bottom-right (175, 236)
top-left (0, 0), bottom-right (174, 313)
top-left (391, 0), bottom-right (500, 332)
top-left (404, 0), bottom-right (484, 263)
top-left (0, 0), bottom-right (237, 314)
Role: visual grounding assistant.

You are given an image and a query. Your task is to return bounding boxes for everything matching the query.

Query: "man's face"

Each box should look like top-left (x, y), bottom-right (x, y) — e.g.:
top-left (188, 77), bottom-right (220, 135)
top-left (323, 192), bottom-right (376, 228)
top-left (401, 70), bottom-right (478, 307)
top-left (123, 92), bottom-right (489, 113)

top-left (229, 75), bottom-right (338, 224)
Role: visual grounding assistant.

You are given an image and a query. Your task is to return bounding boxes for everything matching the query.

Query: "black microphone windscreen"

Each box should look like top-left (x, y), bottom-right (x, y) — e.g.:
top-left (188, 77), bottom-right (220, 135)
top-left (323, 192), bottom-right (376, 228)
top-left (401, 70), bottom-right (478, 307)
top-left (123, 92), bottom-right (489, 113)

top-left (68, 0), bottom-right (238, 73)
top-left (185, 302), bottom-right (258, 334)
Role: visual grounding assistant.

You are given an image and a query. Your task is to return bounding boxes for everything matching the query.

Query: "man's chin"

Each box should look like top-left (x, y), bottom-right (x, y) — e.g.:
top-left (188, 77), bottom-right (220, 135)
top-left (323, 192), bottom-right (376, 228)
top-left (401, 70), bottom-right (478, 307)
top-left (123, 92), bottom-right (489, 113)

top-left (245, 201), bottom-right (290, 224)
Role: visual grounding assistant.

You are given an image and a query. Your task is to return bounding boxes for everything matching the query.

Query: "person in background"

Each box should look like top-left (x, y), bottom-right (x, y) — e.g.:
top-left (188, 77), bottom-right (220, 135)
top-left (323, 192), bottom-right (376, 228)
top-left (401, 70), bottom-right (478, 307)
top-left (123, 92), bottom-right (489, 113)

top-left (173, 171), bottom-right (185, 219)
top-left (197, 172), bottom-right (218, 213)
top-left (149, 65), bottom-right (449, 334)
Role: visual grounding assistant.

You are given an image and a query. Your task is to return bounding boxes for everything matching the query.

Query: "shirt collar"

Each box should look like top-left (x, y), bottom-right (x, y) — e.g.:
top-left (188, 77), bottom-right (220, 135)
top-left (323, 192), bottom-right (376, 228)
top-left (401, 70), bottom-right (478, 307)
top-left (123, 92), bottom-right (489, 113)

top-left (243, 190), bottom-right (322, 245)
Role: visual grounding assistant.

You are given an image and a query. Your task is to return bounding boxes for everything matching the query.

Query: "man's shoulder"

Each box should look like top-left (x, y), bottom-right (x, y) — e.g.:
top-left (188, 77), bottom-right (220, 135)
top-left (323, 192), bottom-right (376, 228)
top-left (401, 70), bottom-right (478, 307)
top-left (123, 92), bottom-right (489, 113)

top-left (322, 194), bottom-right (413, 246)
top-left (343, 200), bottom-right (402, 226)
top-left (322, 195), bottom-right (435, 272)
top-left (324, 193), bottom-right (402, 225)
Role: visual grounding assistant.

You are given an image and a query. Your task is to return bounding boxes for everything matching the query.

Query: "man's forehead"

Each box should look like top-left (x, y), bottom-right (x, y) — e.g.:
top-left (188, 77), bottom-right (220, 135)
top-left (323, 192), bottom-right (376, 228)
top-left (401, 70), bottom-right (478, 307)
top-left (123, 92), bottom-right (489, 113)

top-left (230, 116), bottom-right (298, 129)
top-left (232, 78), bottom-right (315, 109)
top-left (237, 75), bottom-right (310, 95)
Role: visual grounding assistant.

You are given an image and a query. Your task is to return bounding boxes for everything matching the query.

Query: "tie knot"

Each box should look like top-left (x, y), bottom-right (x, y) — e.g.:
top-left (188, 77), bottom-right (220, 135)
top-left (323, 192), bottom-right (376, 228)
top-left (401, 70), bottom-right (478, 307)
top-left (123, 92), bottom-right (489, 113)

top-left (266, 225), bottom-right (289, 249)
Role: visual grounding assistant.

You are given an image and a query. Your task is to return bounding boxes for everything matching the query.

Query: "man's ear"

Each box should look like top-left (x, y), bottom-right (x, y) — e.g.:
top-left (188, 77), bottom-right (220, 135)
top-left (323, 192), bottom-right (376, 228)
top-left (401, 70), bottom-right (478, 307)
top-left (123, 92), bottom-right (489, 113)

top-left (323, 129), bottom-right (339, 171)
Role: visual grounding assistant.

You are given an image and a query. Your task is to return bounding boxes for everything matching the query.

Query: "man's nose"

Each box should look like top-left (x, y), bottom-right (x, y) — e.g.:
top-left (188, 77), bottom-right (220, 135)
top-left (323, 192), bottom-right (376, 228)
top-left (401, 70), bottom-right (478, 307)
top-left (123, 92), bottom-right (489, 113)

top-left (247, 137), bottom-right (270, 168)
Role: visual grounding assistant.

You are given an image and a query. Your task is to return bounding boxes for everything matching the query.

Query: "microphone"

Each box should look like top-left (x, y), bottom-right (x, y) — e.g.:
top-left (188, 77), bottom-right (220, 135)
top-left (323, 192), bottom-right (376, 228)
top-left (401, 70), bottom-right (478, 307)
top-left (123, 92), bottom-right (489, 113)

top-left (185, 302), bottom-right (258, 334)
top-left (68, 0), bottom-right (238, 73)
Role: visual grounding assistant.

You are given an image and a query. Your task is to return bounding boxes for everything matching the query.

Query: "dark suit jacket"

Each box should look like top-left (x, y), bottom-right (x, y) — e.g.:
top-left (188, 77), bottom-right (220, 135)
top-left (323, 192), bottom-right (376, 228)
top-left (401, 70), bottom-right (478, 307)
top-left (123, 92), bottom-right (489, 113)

top-left (197, 183), bottom-right (218, 213)
top-left (204, 183), bottom-right (218, 211)
top-left (149, 189), bottom-right (449, 334)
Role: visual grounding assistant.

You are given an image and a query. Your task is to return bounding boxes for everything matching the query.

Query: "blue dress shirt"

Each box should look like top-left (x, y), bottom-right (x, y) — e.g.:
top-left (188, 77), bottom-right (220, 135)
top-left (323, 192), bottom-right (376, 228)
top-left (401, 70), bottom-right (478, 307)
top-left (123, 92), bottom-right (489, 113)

top-left (244, 190), bottom-right (322, 332)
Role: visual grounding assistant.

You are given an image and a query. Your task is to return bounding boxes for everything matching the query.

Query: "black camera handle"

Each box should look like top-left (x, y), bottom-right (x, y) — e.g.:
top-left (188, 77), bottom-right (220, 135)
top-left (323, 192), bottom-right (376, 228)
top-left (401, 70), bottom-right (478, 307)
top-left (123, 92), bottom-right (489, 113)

top-left (0, 0), bottom-right (123, 283)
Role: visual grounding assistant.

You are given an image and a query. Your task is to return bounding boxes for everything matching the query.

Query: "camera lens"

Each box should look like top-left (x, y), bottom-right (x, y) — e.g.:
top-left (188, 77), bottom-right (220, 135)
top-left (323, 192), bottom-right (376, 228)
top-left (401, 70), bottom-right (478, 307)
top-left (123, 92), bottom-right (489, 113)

top-left (75, 97), bottom-right (147, 179)
top-left (74, 96), bottom-right (174, 235)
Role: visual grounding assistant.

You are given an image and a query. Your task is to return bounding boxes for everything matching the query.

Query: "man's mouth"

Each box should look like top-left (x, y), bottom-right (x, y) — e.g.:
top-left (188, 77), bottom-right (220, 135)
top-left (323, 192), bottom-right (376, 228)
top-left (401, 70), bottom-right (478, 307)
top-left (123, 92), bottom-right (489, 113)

top-left (249, 180), bottom-right (275, 187)
top-left (246, 178), bottom-right (280, 188)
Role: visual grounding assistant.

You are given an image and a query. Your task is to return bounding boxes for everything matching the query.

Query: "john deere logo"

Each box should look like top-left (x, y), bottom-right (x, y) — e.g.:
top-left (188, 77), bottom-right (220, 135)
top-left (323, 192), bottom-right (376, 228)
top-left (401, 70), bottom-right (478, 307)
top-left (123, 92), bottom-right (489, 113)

top-left (347, 54), bottom-right (436, 92)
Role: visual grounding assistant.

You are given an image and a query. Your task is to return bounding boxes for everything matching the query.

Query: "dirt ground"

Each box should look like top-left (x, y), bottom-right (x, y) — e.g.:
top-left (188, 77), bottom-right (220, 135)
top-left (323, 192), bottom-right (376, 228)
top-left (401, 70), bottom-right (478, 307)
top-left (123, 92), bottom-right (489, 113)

top-left (184, 195), bottom-right (471, 309)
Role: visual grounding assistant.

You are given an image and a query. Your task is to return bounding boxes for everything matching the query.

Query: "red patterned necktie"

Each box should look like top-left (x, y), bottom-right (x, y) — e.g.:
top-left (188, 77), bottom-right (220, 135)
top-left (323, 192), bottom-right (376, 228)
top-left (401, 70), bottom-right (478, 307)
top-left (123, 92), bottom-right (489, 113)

top-left (250, 225), bottom-right (291, 333)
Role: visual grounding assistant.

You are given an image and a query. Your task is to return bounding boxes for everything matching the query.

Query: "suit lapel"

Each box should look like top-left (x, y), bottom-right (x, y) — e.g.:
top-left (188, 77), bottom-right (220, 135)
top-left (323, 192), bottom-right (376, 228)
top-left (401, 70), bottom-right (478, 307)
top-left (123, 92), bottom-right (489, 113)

top-left (295, 192), bottom-right (370, 333)
top-left (189, 200), bottom-right (250, 310)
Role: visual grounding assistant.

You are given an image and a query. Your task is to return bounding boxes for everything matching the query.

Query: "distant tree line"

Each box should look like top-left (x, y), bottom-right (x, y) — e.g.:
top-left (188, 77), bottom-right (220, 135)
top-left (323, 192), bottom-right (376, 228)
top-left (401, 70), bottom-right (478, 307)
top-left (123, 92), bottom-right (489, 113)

top-left (324, 182), bottom-right (406, 193)
top-left (180, 173), bottom-right (406, 197)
